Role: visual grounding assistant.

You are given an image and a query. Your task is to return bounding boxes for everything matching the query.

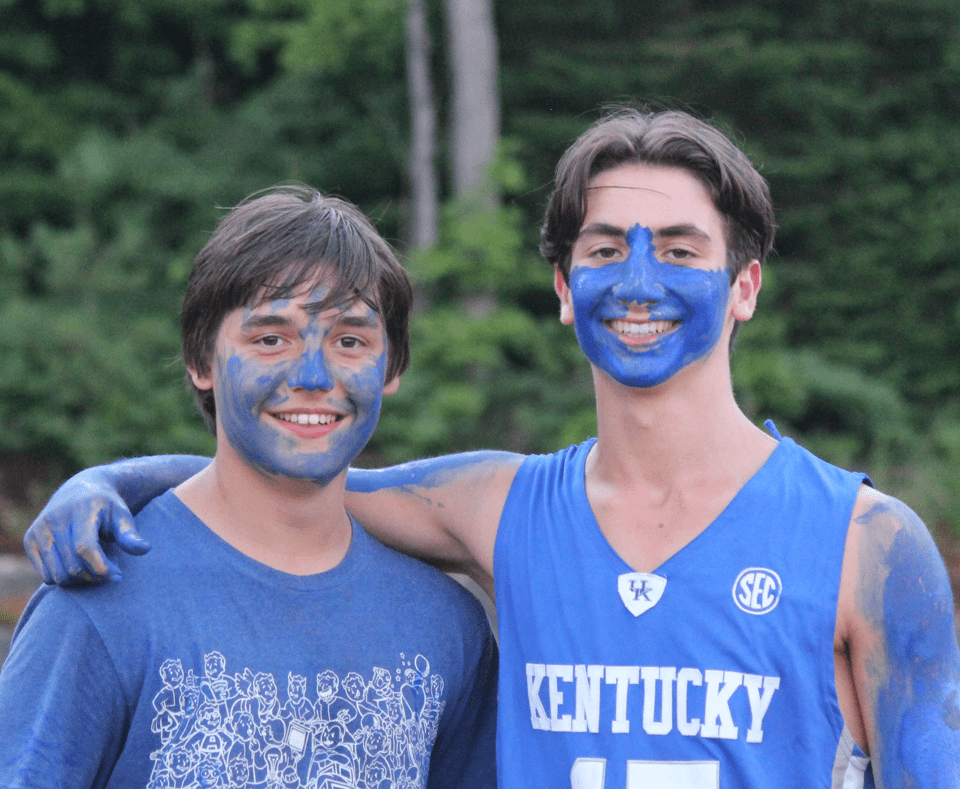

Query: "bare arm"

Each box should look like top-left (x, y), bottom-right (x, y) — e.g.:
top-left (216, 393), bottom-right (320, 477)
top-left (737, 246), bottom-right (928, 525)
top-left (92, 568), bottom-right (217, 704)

top-left (25, 450), bottom-right (523, 595)
top-left (840, 487), bottom-right (960, 787)
top-left (346, 450), bottom-right (525, 597)
top-left (24, 455), bottom-right (210, 583)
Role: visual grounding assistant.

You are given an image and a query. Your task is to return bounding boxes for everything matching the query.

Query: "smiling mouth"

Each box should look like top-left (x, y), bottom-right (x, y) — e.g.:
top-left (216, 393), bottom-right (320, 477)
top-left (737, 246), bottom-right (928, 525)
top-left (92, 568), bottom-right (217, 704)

top-left (605, 318), bottom-right (679, 339)
top-left (272, 411), bottom-right (343, 426)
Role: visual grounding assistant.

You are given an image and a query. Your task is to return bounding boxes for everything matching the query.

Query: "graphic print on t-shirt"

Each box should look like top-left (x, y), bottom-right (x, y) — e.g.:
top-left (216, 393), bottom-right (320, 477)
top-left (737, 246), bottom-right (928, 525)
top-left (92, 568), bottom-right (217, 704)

top-left (147, 650), bottom-right (446, 789)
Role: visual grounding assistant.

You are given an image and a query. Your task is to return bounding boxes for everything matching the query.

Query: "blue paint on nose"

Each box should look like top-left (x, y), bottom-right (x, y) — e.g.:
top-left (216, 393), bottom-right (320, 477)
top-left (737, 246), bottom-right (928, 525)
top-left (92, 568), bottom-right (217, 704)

top-left (613, 224), bottom-right (666, 304)
top-left (288, 349), bottom-right (334, 390)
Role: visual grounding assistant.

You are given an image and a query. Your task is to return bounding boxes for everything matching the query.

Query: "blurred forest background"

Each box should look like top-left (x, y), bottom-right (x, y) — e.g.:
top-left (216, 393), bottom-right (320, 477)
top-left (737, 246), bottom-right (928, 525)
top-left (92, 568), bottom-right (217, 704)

top-left (3, 0), bottom-right (960, 550)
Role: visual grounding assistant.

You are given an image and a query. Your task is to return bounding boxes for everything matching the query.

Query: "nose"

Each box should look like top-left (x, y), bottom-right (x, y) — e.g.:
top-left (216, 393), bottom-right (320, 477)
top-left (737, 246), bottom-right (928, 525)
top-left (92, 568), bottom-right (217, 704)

top-left (287, 349), bottom-right (334, 391)
top-left (613, 225), bottom-right (665, 305)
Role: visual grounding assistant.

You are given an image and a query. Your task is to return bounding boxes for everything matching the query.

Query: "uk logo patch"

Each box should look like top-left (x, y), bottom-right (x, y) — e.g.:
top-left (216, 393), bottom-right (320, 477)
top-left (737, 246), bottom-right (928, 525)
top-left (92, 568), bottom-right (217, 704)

top-left (732, 567), bottom-right (783, 615)
top-left (617, 572), bottom-right (667, 617)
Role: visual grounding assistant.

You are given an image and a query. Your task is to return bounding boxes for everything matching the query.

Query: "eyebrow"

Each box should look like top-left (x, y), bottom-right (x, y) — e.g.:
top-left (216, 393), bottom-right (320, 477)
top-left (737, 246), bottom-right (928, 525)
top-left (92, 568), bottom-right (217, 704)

top-left (576, 222), bottom-right (712, 243)
top-left (242, 311), bottom-right (380, 333)
top-left (657, 223), bottom-right (712, 242)
top-left (335, 314), bottom-right (381, 330)
top-left (241, 314), bottom-right (294, 331)
top-left (577, 222), bottom-right (627, 241)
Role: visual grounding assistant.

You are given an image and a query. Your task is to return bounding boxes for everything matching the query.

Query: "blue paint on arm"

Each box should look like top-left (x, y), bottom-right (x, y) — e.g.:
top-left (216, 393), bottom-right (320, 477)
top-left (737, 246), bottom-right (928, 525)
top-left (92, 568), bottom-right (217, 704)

top-left (24, 454), bottom-right (210, 583)
top-left (104, 455), bottom-right (212, 514)
top-left (859, 500), bottom-right (960, 787)
top-left (347, 451), bottom-right (523, 493)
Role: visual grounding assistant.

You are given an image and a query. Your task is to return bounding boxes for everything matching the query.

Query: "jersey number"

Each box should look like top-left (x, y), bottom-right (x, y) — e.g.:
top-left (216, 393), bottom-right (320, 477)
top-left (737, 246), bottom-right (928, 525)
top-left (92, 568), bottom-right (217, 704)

top-left (571, 757), bottom-right (720, 789)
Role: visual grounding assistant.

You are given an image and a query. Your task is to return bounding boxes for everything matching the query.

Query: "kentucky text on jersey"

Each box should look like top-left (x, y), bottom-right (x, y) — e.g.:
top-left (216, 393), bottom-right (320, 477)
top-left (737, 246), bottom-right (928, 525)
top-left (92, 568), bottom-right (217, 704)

top-left (526, 663), bottom-right (781, 742)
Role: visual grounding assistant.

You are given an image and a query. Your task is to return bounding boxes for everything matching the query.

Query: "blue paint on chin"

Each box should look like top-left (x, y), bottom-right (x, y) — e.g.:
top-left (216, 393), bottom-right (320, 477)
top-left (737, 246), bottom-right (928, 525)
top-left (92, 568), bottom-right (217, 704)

top-left (570, 223), bottom-right (729, 388)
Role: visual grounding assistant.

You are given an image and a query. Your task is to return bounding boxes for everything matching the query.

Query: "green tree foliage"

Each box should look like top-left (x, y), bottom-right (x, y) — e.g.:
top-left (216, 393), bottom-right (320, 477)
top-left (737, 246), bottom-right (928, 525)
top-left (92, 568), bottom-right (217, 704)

top-left (0, 0), bottom-right (409, 484)
top-left (4, 0), bottom-right (960, 533)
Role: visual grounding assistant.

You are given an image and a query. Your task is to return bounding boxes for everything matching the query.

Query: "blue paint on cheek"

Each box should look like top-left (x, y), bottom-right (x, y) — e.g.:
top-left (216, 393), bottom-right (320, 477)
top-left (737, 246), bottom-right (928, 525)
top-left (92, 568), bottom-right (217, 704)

top-left (218, 353), bottom-right (290, 471)
top-left (570, 223), bottom-right (730, 388)
top-left (323, 355), bottom-right (387, 465)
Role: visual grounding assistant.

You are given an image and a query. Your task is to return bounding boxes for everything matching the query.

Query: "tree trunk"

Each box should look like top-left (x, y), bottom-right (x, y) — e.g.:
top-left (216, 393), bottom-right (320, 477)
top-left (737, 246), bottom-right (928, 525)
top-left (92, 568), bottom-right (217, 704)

top-left (405, 0), bottom-right (439, 249)
top-left (443, 0), bottom-right (499, 202)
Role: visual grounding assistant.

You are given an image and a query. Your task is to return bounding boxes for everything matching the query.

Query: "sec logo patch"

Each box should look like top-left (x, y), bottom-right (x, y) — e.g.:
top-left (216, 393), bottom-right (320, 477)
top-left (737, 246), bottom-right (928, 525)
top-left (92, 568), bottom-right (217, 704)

top-left (732, 567), bottom-right (782, 615)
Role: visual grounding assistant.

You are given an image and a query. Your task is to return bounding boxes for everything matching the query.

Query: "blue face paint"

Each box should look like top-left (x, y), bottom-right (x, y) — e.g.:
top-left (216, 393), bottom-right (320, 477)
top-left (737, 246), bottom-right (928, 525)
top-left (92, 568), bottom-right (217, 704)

top-left (570, 224), bottom-right (730, 388)
top-left (213, 294), bottom-right (389, 486)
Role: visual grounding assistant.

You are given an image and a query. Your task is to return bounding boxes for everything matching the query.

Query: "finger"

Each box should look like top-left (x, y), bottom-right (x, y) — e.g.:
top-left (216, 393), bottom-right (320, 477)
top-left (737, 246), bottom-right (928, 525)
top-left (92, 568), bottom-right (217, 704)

top-left (42, 537), bottom-right (75, 586)
top-left (111, 510), bottom-right (151, 556)
top-left (61, 509), bottom-right (119, 582)
top-left (23, 526), bottom-right (56, 585)
top-left (74, 541), bottom-right (121, 582)
top-left (74, 511), bottom-right (122, 581)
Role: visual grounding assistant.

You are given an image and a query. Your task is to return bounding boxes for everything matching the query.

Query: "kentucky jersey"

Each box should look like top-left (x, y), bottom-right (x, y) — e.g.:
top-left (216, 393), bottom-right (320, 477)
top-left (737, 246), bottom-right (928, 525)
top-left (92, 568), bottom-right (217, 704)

top-left (493, 436), bottom-right (873, 789)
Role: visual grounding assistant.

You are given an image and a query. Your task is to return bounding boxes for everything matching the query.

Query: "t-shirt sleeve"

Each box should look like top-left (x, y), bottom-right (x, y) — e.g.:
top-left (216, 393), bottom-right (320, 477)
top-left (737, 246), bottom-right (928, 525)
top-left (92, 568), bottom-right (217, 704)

top-left (0, 588), bottom-right (129, 789)
top-left (426, 615), bottom-right (499, 789)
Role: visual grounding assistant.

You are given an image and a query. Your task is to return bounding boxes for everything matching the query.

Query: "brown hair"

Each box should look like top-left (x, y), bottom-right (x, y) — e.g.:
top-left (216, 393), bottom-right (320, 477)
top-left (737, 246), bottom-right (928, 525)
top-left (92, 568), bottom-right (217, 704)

top-left (181, 186), bottom-right (412, 432)
top-left (540, 108), bottom-right (775, 284)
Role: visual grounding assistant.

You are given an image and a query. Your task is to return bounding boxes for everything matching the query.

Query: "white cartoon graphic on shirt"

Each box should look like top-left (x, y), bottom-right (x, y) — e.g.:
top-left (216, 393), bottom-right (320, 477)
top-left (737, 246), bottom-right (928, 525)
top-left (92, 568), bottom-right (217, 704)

top-left (147, 651), bottom-right (445, 789)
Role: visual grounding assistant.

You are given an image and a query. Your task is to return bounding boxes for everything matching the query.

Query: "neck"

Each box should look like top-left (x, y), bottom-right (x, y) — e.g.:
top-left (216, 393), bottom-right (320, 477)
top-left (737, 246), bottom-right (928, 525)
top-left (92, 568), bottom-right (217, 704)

top-left (588, 348), bottom-right (774, 487)
top-left (175, 449), bottom-right (352, 576)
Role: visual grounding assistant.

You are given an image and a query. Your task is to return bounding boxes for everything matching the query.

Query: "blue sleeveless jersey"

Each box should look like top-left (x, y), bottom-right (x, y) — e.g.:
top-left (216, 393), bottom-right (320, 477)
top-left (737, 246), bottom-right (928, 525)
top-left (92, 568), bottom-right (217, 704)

top-left (493, 437), bottom-right (874, 789)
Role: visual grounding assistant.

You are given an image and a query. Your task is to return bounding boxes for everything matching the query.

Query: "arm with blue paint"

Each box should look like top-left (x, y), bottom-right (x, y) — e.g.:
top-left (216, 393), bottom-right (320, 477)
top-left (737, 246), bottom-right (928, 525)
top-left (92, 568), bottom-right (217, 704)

top-left (345, 451), bottom-right (525, 596)
top-left (840, 486), bottom-right (960, 787)
top-left (24, 450), bottom-right (521, 593)
top-left (23, 454), bottom-right (210, 584)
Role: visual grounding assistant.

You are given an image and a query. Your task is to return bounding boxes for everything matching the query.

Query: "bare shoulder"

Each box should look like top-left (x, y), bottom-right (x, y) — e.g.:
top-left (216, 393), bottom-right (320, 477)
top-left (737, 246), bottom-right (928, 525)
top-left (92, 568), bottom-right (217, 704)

top-left (841, 486), bottom-right (950, 628)
top-left (838, 484), bottom-right (960, 786)
top-left (345, 451), bottom-right (526, 584)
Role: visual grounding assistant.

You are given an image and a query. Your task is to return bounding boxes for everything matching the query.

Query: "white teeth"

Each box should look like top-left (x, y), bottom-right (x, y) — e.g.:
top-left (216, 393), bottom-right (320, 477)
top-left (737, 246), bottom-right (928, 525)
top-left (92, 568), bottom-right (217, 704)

top-left (608, 319), bottom-right (676, 336)
top-left (276, 412), bottom-right (336, 425)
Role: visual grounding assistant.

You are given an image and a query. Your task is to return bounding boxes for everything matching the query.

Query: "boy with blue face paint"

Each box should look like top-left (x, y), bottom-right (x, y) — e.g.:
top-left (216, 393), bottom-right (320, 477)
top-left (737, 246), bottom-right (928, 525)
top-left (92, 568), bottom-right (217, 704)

top-left (565, 222), bottom-right (730, 388)
top-left (0, 186), bottom-right (498, 788)
top-left (23, 111), bottom-right (960, 788)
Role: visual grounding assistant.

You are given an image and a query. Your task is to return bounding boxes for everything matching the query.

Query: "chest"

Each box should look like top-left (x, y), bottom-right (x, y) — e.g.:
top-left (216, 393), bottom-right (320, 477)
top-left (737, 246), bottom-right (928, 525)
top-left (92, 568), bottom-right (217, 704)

top-left (586, 481), bottom-right (736, 573)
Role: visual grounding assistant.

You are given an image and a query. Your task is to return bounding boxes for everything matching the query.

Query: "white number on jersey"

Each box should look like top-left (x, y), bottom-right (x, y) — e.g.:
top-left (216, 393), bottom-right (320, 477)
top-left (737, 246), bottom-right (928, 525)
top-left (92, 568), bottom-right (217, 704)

top-left (571, 757), bottom-right (720, 788)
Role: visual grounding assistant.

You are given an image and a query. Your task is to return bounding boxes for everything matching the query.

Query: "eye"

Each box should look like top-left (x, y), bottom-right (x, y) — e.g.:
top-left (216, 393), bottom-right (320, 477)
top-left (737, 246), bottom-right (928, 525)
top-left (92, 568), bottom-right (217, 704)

top-left (593, 245), bottom-right (622, 260)
top-left (336, 335), bottom-right (363, 349)
top-left (661, 246), bottom-right (696, 263)
top-left (256, 335), bottom-right (286, 347)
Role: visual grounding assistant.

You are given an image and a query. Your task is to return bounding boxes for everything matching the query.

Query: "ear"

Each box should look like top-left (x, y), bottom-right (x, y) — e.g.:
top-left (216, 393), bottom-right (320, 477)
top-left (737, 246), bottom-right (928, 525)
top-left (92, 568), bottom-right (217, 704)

top-left (383, 375), bottom-right (401, 396)
top-left (730, 260), bottom-right (762, 322)
top-left (188, 364), bottom-right (214, 391)
top-left (554, 268), bottom-right (575, 326)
